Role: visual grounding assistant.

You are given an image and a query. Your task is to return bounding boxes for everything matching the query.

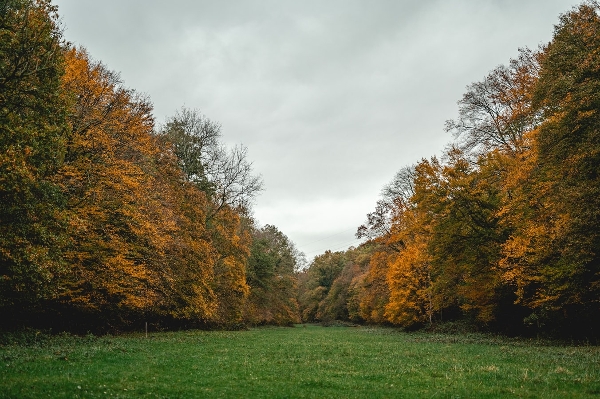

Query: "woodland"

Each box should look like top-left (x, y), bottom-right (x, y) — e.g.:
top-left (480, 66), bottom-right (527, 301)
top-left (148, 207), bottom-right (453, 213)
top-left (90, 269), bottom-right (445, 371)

top-left (1, 0), bottom-right (600, 339)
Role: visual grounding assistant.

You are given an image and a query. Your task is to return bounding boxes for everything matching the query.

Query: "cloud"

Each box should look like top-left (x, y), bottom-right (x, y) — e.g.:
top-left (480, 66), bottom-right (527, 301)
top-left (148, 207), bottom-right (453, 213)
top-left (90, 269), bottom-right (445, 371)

top-left (55, 0), bottom-right (580, 259)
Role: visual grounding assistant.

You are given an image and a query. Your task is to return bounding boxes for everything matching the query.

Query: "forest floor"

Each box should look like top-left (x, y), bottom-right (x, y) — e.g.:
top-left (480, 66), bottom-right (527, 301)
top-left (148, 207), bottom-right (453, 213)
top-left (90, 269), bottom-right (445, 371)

top-left (1, 324), bottom-right (599, 398)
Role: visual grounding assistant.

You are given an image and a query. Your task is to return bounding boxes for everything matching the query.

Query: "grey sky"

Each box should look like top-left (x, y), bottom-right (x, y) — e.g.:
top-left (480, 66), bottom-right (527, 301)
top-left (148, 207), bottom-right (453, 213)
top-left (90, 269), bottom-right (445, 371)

top-left (53, 0), bottom-right (581, 260)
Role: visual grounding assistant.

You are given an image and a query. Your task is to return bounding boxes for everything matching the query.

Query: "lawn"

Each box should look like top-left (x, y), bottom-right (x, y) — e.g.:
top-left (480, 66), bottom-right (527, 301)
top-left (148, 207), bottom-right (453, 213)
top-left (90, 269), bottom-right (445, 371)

top-left (1, 325), bottom-right (599, 398)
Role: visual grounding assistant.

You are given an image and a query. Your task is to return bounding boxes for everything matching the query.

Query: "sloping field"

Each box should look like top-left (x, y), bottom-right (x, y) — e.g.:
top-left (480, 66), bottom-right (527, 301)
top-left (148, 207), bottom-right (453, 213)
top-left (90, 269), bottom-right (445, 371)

top-left (1, 325), bottom-right (599, 398)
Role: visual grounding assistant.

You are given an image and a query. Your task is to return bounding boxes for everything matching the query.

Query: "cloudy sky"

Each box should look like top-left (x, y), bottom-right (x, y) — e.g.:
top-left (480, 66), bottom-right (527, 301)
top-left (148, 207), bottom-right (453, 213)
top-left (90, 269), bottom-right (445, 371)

top-left (54, 0), bottom-right (581, 261)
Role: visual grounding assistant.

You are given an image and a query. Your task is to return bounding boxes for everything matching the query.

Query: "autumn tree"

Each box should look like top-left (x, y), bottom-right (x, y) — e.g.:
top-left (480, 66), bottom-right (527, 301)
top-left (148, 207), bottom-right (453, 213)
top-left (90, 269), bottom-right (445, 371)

top-left (53, 48), bottom-right (170, 326)
top-left (420, 151), bottom-right (513, 325)
top-left (50, 48), bottom-right (223, 331)
top-left (0, 0), bottom-right (69, 315)
top-left (501, 1), bottom-right (600, 337)
top-left (385, 229), bottom-right (432, 327)
top-left (357, 165), bottom-right (415, 249)
top-left (206, 206), bottom-right (251, 328)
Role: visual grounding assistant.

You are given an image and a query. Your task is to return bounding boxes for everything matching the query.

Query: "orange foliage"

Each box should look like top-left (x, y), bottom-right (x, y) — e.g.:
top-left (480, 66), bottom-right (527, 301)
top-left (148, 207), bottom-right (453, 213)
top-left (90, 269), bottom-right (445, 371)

top-left (358, 251), bottom-right (391, 324)
top-left (55, 48), bottom-right (221, 324)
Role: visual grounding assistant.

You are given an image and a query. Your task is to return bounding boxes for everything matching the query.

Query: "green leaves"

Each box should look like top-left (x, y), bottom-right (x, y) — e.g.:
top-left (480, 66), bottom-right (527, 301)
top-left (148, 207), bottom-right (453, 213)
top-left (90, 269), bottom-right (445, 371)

top-left (0, 0), bottom-right (69, 310)
top-left (519, 1), bottom-right (600, 332)
top-left (245, 225), bottom-right (302, 325)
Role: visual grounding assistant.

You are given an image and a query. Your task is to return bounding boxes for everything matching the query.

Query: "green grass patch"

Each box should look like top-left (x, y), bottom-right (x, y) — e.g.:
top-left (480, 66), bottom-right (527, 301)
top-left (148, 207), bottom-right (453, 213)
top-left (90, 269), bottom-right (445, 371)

top-left (1, 325), bottom-right (599, 398)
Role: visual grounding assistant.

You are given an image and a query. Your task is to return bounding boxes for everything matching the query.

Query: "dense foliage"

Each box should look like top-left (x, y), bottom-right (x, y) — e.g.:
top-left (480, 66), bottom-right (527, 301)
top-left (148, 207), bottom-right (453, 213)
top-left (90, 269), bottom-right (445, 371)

top-left (0, 0), bottom-right (294, 332)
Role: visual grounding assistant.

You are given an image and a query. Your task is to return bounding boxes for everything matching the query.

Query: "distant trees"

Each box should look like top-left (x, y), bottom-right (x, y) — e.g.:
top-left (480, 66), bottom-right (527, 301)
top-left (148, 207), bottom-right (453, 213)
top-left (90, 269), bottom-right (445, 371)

top-left (298, 250), bottom-right (347, 322)
top-left (245, 224), bottom-right (303, 325)
top-left (297, 245), bottom-right (376, 324)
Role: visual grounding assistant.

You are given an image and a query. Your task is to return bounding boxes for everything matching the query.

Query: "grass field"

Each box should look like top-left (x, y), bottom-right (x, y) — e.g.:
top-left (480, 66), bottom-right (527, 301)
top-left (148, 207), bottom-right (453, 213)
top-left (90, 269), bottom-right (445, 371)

top-left (1, 325), bottom-right (599, 398)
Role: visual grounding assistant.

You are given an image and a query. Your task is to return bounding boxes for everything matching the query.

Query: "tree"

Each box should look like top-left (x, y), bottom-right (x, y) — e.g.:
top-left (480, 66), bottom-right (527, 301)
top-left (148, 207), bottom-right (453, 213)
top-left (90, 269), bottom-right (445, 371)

top-left (386, 230), bottom-right (432, 327)
top-left (502, 1), bottom-right (600, 336)
top-left (158, 108), bottom-right (219, 192)
top-left (158, 108), bottom-right (263, 218)
top-left (421, 151), bottom-right (509, 325)
top-left (245, 224), bottom-right (302, 325)
top-left (158, 110), bottom-right (262, 329)
top-left (356, 165), bottom-right (415, 250)
top-left (54, 47), bottom-right (170, 326)
top-left (445, 48), bottom-right (540, 158)
top-left (297, 251), bottom-right (346, 322)
top-left (0, 0), bottom-right (69, 313)
top-left (207, 205), bottom-right (251, 328)
top-left (53, 48), bottom-right (221, 330)
top-left (357, 250), bottom-right (391, 324)
top-left (355, 165), bottom-right (420, 325)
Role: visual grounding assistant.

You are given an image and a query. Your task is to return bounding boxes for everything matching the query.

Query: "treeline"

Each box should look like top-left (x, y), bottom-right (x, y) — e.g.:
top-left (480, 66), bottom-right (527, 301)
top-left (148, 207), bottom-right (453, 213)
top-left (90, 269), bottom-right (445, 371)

top-left (3, 0), bottom-right (600, 338)
top-left (298, 2), bottom-right (600, 339)
top-left (0, 0), bottom-right (302, 332)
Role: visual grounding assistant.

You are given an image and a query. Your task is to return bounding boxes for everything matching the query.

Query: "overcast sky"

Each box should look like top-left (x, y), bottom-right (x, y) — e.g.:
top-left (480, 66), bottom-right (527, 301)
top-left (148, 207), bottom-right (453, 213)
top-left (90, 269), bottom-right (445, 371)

top-left (54, 0), bottom-right (581, 261)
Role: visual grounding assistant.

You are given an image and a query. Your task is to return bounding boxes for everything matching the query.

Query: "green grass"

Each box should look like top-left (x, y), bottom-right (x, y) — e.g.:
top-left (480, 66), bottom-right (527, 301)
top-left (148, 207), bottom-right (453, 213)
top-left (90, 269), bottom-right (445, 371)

top-left (1, 325), bottom-right (599, 398)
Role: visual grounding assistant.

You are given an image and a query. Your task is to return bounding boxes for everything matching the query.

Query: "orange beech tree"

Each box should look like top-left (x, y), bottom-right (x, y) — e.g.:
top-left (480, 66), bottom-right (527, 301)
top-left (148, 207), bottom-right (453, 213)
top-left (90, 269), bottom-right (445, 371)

top-left (384, 196), bottom-right (433, 328)
top-left (59, 48), bottom-right (159, 306)
top-left (157, 107), bottom-right (264, 328)
top-left (205, 205), bottom-right (251, 328)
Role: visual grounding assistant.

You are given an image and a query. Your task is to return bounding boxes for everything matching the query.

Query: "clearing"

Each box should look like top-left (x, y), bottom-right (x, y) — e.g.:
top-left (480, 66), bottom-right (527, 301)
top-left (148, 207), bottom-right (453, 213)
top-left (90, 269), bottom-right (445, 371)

top-left (1, 325), bottom-right (599, 398)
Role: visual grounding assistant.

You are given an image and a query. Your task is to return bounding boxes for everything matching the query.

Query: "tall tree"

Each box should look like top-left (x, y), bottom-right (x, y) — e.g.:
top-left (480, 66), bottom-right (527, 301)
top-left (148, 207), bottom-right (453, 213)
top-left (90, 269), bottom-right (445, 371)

top-left (55, 48), bottom-right (168, 325)
top-left (0, 0), bottom-right (69, 313)
top-left (502, 1), bottom-right (600, 336)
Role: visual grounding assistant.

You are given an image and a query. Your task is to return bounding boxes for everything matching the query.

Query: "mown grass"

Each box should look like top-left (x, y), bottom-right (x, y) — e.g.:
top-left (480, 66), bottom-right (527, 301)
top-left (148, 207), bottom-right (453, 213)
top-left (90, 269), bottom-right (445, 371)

top-left (1, 325), bottom-right (599, 398)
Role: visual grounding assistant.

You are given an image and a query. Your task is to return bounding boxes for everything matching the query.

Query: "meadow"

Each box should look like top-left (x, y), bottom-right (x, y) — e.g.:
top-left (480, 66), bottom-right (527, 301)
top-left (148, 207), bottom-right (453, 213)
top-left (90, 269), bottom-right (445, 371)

top-left (1, 325), bottom-right (599, 398)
